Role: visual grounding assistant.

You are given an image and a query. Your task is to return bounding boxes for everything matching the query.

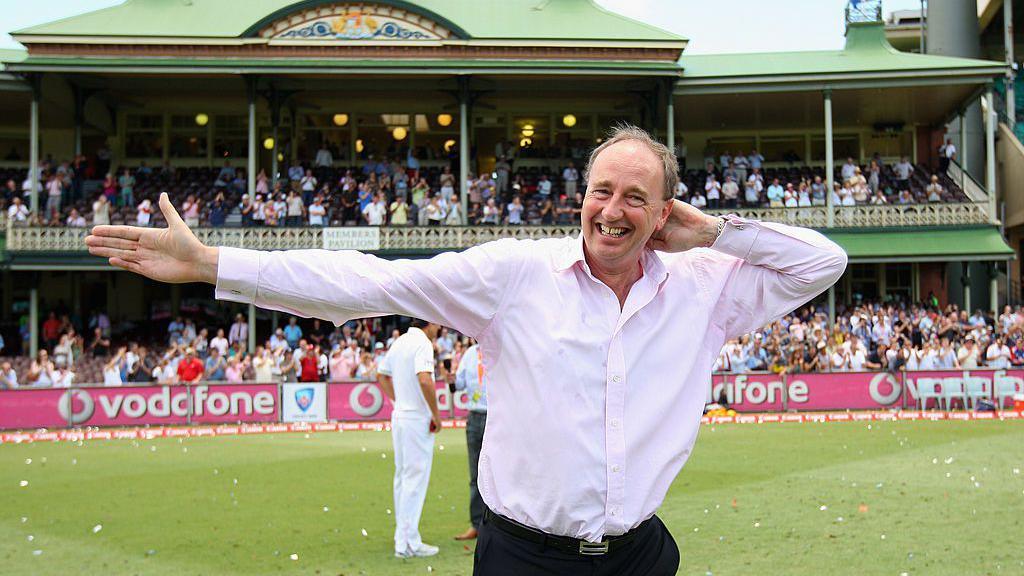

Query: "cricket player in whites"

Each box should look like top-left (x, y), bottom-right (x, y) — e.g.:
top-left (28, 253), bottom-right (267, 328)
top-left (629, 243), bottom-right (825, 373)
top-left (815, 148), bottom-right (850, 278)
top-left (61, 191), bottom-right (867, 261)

top-left (377, 319), bottom-right (443, 558)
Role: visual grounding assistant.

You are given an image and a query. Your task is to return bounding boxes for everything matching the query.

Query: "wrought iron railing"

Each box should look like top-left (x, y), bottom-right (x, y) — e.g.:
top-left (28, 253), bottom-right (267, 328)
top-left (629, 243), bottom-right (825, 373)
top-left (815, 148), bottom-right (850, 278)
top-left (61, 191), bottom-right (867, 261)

top-left (4, 202), bottom-right (995, 253)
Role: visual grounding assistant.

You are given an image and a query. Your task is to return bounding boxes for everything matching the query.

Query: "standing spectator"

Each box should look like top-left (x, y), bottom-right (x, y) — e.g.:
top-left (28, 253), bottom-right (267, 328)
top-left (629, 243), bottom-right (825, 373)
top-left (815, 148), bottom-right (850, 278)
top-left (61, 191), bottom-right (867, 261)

top-left (721, 176), bottom-right (739, 209)
top-left (205, 347), bottom-right (227, 381)
top-left (104, 347), bottom-right (127, 386)
top-left (841, 157), bottom-right (857, 183)
top-left (300, 169), bottom-right (317, 206)
top-left (747, 149), bottom-right (764, 170)
top-left (561, 161), bottom-right (578, 197)
top-left (894, 156), bottom-right (913, 191)
top-left (229, 313), bottom-right (248, 346)
top-left (285, 190), bottom-right (305, 227)
top-left (64, 208), bottom-right (85, 227)
top-left (536, 174), bottom-right (552, 200)
top-left (688, 189), bottom-right (706, 209)
top-left (208, 193), bottom-right (227, 227)
top-left (939, 138), bottom-right (956, 173)
top-left (210, 328), bottom-right (229, 356)
top-left (445, 195), bottom-right (464, 226)
top-left (308, 196), bottom-right (326, 226)
top-left (92, 194), bottom-right (111, 226)
top-left (766, 178), bottom-right (784, 208)
top-left (506, 196), bottom-right (524, 225)
top-left (45, 173), bottom-right (62, 222)
top-left (252, 194), bottom-right (266, 226)
top-left (389, 195), bottom-right (409, 226)
top-left (136, 198), bottom-right (153, 227)
top-left (42, 312), bottom-right (62, 351)
top-left (240, 194), bottom-right (255, 227)
top-left (118, 168), bottom-right (135, 207)
top-left (425, 195), bottom-right (443, 226)
top-left (182, 194), bottom-right (200, 228)
top-left (283, 317), bottom-right (302, 350)
top-left (176, 347), bottom-right (205, 383)
top-left (363, 192), bottom-right (387, 226)
top-left (704, 173), bottom-right (721, 209)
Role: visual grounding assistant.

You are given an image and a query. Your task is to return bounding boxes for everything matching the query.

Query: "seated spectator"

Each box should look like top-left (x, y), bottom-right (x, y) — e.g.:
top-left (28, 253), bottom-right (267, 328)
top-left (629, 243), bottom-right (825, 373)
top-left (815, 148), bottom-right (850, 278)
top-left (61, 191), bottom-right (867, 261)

top-left (208, 193), bottom-right (227, 227)
top-left (869, 189), bottom-right (888, 205)
top-left (0, 361), bottom-right (17, 389)
top-left (92, 194), bottom-right (111, 226)
top-left (7, 196), bottom-right (29, 223)
top-left (215, 161), bottom-right (234, 187)
top-left (26, 350), bottom-right (55, 387)
top-left (136, 198), bottom-right (153, 227)
top-left (926, 175), bottom-right (944, 202)
top-left (181, 194), bottom-right (200, 227)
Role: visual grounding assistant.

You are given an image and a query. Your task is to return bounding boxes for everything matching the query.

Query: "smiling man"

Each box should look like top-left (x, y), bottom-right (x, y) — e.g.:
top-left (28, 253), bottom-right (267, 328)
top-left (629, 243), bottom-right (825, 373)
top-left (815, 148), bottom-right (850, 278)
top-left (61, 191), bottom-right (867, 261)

top-left (85, 124), bottom-right (846, 575)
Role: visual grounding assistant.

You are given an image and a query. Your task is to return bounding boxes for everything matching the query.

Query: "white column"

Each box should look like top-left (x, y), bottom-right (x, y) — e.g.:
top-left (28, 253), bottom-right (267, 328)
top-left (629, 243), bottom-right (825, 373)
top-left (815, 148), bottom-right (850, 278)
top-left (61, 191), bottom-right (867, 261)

top-left (1006, 0), bottom-right (1016, 129)
top-left (248, 303), bottom-right (256, 354)
top-left (29, 79), bottom-right (40, 216)
top-left (247, 81), bottom-right (257, 198)
top-left (29, 287), bottom-right (38, 358)
top-left (959, 110), bottom-right (967, 191)
top-left (73, 86), bottom-right (83, 157)
top-left (824, 89), bottom-right (834, 227)
top-left (985, 87), bottom-right (997, 221)
top-left (459, 99), bottom-right (469, 219)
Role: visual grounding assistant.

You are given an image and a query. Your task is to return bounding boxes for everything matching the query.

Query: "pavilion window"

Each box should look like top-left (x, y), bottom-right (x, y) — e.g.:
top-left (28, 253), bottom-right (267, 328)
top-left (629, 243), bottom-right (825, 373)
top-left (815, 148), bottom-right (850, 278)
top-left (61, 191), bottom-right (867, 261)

top-left (169, 114), bottom-right (207, 159)
top-left (811, 134), bottom-right (859, 163)
top-left (212, 115), bottom-right (248, 160)
top-left (124, 114), bottom-right (163, 159)
top-left (412, 113), bottom-right (459, 163)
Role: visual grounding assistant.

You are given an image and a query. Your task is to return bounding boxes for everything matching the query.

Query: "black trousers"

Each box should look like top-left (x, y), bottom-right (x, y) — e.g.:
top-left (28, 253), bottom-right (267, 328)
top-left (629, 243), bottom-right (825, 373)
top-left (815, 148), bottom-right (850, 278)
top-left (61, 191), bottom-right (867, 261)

top-left (466, 411), bottom-right (487, 529)
top-left (472, 512), bottom-right (679, 575)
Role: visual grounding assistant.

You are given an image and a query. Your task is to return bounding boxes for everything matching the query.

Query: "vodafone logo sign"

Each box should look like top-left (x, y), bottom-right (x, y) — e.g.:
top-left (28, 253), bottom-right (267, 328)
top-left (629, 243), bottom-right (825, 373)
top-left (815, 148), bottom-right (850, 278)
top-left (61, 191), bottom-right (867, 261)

top-left (54, 386), bottom-right (276, 425)
top-left (868, 373), bottom-right (901, 406)
top-left (58, 389), bottom-right (95, 425)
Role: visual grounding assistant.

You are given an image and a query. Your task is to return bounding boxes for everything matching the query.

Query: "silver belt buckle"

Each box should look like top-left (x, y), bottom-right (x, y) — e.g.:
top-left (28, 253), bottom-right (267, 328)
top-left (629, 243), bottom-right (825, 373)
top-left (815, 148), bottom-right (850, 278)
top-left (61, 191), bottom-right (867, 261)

top-left (579, 540), bottom-right (610, 556)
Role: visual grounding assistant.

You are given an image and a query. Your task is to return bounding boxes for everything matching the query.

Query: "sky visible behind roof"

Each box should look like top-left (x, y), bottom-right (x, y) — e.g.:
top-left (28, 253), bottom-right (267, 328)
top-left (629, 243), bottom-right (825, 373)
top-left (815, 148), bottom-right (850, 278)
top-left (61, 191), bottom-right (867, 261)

top-left (0, 0), bottom-right (926, 53)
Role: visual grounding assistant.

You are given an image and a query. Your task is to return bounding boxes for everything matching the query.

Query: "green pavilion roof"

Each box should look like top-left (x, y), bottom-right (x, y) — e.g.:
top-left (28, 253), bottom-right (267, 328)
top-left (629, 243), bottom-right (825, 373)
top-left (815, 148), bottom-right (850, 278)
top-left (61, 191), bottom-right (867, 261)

top-left (677, 23), bottom-right (1003, 89)
top-left (12, 0), bottom-right (684, 43)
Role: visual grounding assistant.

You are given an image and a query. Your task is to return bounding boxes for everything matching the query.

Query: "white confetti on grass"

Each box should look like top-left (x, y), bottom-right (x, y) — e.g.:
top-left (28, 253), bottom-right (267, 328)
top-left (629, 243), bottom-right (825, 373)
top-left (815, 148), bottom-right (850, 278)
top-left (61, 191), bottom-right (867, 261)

top-left (19, 480), bottom-right (28, 487)
top-left (93, 524), bottom-right (103, 534)
top-left (289, 553), bottom-right (298, 561)
top-left (819, 505), bottom-right (828, 511)
top-left (32, 550), bottom-right (42, 556)
top-left (361, 528), bottom-right (368, 537)
top-left (26, 535), bottom-right (34, 542)
top-left (25, 458), bottom-right (32, 465)
top-left (323, 506), bottom-right (329, 512)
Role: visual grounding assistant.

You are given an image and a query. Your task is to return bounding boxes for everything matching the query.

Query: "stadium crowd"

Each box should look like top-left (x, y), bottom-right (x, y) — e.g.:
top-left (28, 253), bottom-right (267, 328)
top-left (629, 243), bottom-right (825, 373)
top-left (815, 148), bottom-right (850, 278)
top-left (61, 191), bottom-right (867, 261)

top-left (4, 296), bottom-right (1024, 389)
top-left (1, 141), bottom-right (966, 231)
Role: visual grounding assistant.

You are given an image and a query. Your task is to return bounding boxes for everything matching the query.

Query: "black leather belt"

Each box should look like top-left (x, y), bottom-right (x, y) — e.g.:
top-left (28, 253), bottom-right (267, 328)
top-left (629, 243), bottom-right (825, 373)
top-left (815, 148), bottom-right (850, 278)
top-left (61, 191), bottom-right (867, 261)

top-left (483, 507), bottom-right (648, 556)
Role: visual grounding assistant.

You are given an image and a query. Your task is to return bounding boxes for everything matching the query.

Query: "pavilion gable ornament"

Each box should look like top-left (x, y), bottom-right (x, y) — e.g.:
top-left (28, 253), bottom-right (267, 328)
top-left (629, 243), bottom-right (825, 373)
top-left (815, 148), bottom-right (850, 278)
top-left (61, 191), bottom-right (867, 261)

top-left (260, 3), bottom-right (453, 41)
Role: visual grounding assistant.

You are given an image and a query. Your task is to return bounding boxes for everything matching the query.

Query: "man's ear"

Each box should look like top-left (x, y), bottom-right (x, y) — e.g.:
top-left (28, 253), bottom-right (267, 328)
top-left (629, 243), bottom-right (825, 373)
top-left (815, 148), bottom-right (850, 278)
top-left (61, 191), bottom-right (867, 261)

top-left (655, 198), bottom-right (674, 230)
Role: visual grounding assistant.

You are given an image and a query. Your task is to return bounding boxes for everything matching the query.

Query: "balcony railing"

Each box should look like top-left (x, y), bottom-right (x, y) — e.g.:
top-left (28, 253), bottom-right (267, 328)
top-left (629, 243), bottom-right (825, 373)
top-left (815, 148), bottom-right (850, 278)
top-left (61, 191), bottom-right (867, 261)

top-left (4, 202), bottom-right (995, 253)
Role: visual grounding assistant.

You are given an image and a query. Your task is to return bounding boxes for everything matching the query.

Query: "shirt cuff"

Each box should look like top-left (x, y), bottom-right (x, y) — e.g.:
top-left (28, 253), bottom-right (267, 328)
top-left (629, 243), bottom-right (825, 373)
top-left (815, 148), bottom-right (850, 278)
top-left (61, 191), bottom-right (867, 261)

top-left (710, 215), bottom-right (759, 261)
top-left (214, 246), bottom-right (262, 304)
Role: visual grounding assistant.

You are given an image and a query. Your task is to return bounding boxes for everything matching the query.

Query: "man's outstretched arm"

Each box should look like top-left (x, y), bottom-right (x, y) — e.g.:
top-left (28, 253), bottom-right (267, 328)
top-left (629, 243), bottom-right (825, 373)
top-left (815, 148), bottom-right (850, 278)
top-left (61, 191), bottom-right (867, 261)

top-left (86, 193), bottom-right (525, 337)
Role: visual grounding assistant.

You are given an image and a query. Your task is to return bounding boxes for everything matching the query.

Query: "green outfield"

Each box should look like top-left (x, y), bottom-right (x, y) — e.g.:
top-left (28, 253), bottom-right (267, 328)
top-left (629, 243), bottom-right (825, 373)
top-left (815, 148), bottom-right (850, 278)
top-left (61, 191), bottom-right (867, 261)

top-left (2, 420), bottom-right (1022, 575)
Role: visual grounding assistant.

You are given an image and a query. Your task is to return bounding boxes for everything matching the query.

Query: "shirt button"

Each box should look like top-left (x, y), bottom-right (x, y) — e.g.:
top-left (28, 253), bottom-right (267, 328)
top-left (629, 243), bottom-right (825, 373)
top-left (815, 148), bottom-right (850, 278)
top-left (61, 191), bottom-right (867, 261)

top-left (611, 375), bottom-right (621, 383)
top-left (612, 465), bottom-right (621, 472)
top-left (610, 509), bottom-right (618, 516)
top-left (610, 418), bottom-right (619, 428)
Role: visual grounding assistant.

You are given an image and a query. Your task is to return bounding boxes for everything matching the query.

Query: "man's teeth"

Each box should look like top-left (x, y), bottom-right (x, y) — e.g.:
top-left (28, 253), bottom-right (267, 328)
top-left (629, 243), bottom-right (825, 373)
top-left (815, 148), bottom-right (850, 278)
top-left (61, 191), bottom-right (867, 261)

top-left (599, 224), bottom-right (627, 237)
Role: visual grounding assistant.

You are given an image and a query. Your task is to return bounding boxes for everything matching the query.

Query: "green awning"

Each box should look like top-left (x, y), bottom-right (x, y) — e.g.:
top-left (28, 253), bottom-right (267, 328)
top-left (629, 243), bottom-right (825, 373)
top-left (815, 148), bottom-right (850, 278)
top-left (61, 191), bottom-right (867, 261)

top-left (825, 227), bottom-right (1014, 262)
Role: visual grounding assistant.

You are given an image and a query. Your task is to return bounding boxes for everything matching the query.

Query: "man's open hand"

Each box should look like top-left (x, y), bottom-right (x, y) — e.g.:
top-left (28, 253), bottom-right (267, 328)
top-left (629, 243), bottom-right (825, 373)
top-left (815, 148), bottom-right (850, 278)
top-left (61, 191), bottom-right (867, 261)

top-left (85, 192), bottom-right (219, 284)
top-left (646, 199), bottom-right (722, 253)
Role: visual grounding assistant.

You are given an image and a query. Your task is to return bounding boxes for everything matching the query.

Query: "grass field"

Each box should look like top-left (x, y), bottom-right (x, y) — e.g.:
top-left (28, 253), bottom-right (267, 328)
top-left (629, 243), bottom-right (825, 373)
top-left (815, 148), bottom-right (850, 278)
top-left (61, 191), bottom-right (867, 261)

top-left (2, 420), bottom-right (1023, 575)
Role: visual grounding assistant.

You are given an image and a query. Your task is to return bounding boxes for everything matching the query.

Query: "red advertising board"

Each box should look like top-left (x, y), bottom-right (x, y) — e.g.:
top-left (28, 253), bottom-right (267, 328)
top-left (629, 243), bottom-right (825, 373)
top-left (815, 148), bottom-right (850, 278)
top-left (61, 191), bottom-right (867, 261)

top-left (0, 384), bottom-right (279, 430)
top-left (327, 381), bottom-right (469, 421)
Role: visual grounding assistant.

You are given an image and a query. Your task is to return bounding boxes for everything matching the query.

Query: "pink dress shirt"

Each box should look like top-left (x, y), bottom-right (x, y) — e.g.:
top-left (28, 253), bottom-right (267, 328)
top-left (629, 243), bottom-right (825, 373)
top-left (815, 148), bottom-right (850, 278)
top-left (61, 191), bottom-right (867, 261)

top-left (215, 217), bottom-right (847, 542)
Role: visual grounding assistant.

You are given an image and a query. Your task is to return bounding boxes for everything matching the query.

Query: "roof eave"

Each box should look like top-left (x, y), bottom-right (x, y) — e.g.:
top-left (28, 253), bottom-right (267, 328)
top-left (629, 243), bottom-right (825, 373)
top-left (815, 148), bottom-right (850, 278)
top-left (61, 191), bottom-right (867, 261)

top-left (675, 67), bottom-right (1004, 95)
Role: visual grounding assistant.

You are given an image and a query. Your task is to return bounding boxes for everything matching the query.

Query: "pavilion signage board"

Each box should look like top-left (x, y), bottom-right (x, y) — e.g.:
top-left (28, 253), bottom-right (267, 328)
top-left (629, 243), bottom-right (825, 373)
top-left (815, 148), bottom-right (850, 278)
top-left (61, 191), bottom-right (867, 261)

top-left (322, 227), bottom-right (381, 251)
